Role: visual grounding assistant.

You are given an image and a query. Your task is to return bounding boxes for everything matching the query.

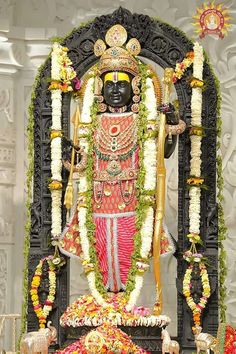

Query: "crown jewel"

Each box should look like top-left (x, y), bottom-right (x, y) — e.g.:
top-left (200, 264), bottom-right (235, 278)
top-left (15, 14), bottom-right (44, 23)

top-left (94, 25), bottom-right (141, 76)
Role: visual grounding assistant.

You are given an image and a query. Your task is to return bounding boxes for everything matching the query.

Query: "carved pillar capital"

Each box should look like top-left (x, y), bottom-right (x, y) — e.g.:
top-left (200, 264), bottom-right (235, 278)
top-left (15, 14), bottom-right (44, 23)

top-left (0, 26), bottom-right (23, 75)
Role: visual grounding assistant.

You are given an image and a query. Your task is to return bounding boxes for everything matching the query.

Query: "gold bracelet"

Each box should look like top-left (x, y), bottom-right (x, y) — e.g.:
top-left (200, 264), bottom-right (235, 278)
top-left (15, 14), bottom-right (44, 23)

top-left (165, 119), bottom-right (186, 135)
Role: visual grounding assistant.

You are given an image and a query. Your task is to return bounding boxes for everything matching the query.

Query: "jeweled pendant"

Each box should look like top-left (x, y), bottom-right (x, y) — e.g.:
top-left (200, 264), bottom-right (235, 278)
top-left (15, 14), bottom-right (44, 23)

top-left (96, 204), bottom-right (101, 209)
top-left (104, 188), bottom-right (111, 196)
top-left (109, 124), bottom-right (120, 137)
top-left (106, 159), bottom-right (121, 176)
top-left (118, 202), bottom-right (126, 210)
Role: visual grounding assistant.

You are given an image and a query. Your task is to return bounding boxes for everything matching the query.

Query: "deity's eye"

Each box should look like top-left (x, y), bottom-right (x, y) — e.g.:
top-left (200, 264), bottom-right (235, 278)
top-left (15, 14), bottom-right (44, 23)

top-left (105, 81), bottom-right (113, 88)
top-left (118, 81), bottom-right (129, 88)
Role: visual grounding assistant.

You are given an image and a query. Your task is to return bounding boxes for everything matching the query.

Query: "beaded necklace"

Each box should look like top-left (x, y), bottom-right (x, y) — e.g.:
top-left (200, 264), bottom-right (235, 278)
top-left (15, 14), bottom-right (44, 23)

top-left (95, 114), bottom-right (137, 156)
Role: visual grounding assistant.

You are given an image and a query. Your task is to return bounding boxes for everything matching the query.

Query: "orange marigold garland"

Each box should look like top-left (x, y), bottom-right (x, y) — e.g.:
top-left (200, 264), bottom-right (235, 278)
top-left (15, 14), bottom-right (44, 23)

top-left (30, 256), bottom-right (57, 328)
top-left (172, 51), bottom-right (194, 83)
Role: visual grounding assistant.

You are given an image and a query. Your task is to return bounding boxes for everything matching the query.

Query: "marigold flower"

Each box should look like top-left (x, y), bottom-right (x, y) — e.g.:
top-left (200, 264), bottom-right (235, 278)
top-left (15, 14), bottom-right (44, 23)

top-left (30, 256), bottom-right (57, 328)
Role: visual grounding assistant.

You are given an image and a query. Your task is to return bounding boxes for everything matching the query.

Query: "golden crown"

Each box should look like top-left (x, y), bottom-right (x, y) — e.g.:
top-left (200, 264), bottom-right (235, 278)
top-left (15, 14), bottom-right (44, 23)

top-left (94, 24), bottom-right (141, 76)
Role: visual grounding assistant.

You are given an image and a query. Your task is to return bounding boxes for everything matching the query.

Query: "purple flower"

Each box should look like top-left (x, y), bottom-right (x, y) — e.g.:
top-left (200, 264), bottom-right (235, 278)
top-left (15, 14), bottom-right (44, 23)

top-left (192, 253), bottom-right (203, 258)
top-left (73, 77), bottom-right (82, 90)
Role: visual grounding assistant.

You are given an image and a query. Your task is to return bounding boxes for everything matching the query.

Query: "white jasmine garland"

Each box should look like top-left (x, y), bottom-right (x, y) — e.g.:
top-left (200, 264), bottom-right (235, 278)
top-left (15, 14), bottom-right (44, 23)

top-left (126, 76), bottom-right (158, 307)
top-left (77, 164), bottom-right (106, 306)
top-left (190, 135), bottom-right (202, 176)
top-left (144, 77), bottom-right (158, 121)
top-left (51, 190), bottom-right (62, 236)
top-left (79, 175), bottom-right (87, 193)
top-left (189, 187), bottom-right (201, 234)
top-left (78, 207), bottom-right (90, 260)
top-left (60, 308), bottom-right (171, 328)
top-left (76, 74), bottom-right (108, 307)
top-left (87, 272), bottom-right (106, 306)
top-left (50, 44), bottom-right (63, 237)
top-left (188, 42), bottom-right (204, 235)
top-left (51, 137), bottom-right (62, 181)
top-left (191, 89), bottom-right (202, 126)
top-left (81, 77), bottom-right (95, 123)
top-left (193, 42), bottom-right (203, 80)
top-left (143, 138), bottom-right (157, 190)
top-left (51, 43), bottom-right (61, 80)
top-left (126, 275), bottom-right (144, 310)
top-left (51, 90), bottom-right (62, 130)
top-left (77, 166), bottom-right (106, 307)
top-left (50, 42), bottom-right (77, 238)
top-left (140, 207), bottom-right (154, 258)
top-left (191, 43), bottom-right (203, 131)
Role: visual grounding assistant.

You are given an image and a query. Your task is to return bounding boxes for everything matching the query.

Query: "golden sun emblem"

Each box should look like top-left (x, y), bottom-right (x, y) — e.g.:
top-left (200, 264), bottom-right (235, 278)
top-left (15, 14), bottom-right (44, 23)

top-left (193, 1), bottom-right (231, 39)
top-left (84, 330), bottom-right (105, 353)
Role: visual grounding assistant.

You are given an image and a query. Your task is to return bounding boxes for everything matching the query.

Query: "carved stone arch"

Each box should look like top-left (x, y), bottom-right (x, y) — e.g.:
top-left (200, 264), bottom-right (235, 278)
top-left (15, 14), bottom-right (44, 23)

top-left (29, 7), bottom-right (218, 352)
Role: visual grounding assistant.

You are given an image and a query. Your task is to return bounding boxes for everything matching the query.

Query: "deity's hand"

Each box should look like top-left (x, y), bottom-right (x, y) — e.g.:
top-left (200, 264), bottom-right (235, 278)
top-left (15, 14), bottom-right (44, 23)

top-left (62, 136), bottom-right (87, 172)
top-left (165, 103), bottom-right (179, 125)
top-left (159, 103), bottom-right (181, 158)
top-left (62, 136), bottom-right (80, 162)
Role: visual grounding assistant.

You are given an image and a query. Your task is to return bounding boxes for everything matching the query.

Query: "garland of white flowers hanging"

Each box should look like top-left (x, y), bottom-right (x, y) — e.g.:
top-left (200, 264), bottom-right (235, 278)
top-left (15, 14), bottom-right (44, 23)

top-left (183, 42), bottom-right (211, 331)
top-left (48, 43), bottom-right (76, 239)
top-left (75, 63), bottom-right (159, 309)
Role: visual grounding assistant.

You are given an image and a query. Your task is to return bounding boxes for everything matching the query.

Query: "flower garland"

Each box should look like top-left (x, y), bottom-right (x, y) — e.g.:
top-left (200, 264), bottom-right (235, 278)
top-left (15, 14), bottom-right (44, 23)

top-left (182, 42), bottom-right (211, 331)
top-left (76, 74), bottom-right (107, 306)
top-left (57, 322), bottom-right (150, 354)
top-left (49, 42), bottom-right (76, 239)
top-left (60, 294), bottom-right (170, 328)
top-left (125, 65), bottom-right (158, 310)
top-left (172, 51), bottom-right (194, 83)
top-left (183, 255), bottom-right (211, 327)
top-left (74, 62), bottom-right (158, 309)
top-left (30, 256), bottom-right (56, 328)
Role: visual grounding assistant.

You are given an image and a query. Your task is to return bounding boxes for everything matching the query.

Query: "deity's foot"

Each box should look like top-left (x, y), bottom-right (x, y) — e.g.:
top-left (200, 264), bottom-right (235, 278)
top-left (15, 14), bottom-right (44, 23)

top-left (60, 293), bottom-right (170, 328)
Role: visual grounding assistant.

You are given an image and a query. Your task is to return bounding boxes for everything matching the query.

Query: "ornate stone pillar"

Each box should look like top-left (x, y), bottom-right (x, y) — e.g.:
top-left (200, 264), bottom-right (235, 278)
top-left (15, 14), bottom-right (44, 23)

top-left (0, 23), bottom-right (20, 346)
top-left (0, 64), bottom-right (17, 350)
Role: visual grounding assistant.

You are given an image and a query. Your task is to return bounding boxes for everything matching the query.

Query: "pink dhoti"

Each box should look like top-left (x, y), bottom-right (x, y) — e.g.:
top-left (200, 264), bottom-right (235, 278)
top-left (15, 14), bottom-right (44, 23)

top-left (94, 211), bottom-right (136, 292)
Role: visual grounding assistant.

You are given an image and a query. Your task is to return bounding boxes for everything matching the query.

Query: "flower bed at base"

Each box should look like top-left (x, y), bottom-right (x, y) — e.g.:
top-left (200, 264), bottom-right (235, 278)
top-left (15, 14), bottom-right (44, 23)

top-left (60, 294), bottom-right (170, 328)
top-left (56, 323), bottom-right (150, 354)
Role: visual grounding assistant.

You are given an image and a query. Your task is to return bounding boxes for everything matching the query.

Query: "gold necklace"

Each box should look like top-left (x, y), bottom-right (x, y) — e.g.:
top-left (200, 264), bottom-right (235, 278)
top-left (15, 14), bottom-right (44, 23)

top-left (96, 116), bottom-right (137, 154)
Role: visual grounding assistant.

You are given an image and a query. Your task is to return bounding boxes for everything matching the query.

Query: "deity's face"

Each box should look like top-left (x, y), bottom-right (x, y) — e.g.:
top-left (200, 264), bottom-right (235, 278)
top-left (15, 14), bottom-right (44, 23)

top-left (103, 72), bottom-right (132, 107)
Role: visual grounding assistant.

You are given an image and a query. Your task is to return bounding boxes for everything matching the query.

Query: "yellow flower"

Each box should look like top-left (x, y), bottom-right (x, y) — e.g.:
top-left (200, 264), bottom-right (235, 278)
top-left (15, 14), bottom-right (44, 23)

top-left (30, 289), bottom-right (37, 295)
top-left (50, 130), bottom-right (62, 140)
top-left (31, 295), bottom-right (38, 301)
top-left (48, 180), bottom-right (63, 191)
top-left (190, 77), bottom-right (204, 88)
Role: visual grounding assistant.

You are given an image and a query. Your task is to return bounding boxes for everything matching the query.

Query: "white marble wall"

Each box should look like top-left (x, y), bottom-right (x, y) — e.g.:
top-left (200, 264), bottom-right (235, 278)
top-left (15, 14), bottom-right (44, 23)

top-left (0, 0), bottom-right (236, 349)
top-left (0, 75), bottom-right (15, 349)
